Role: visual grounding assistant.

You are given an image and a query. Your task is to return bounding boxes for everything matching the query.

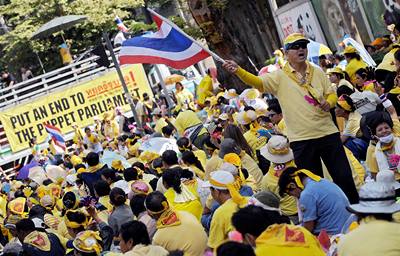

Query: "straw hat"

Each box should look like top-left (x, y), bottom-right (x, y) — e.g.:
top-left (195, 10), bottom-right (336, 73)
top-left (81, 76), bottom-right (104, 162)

top-left (376, 170), bottom-right (400, 190)
top-left (347, 181), bottom-right (400, 214)
top-left (202, 170), bottom-right (235, 190)
top-left (235, 110), bottom-right (257, 125)
top-left (260, 135), bottom-right (294, 164)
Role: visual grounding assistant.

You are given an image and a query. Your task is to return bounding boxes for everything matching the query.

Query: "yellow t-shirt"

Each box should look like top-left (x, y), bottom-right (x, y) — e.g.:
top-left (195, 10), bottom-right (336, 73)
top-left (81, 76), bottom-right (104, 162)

top-left (338, 219), bottom-right (400, 256)
top-left (345, 58), bottom-right (367, 85)
top-left (205, 151), bottom-right (223, 180)
top-left (255, 224), bottom-right (325, 256)
top-left (241, 152), bottom-right (263, 190)
top-left (193, 150), bottom-right (207, 170)
top-left (174, 110), bottom-right (207, 137)
top-left (196, 75), bottom-right (214, 105)
top-left (276, 119), bottom-right (287, 136)
top-left (236, 62), bottom-right (338, 142)
top-left (261, 167), bottom-right (297, 216)
top-left (153, 211), bottom-right (207, 256)
top-left (208, 198), bottom-right (240, 249)
top-left (343, 111), bottom-right (362, 137)
top-left (243, 130), bottom-right (267, 157)
top-left (164, 186), bottom-right (203, 220)
top-left (154, 118), bottom-right (168, 134)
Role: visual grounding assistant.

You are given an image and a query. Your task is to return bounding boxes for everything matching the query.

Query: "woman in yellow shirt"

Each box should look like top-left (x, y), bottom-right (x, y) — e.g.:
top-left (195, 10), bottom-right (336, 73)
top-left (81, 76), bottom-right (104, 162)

top-left (181, 151), bottom-right (206, 180)
top-left (343, 46), bottom-right (368, 85)
top-left (162, 168), bottom-right (203, 220)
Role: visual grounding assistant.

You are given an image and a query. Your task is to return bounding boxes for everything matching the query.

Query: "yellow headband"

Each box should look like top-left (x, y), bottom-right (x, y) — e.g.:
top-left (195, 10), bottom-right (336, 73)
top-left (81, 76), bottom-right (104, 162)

top-left (290, 169), bottom-right (321, 189)
top-left (268, 147), bottom-right (290, 155)
top-left (145, 200), bottom-right (169, 215)
top-left (209, 178), bottom-right (247, 207)
top-left (65, 210), bottom-right (89, 229)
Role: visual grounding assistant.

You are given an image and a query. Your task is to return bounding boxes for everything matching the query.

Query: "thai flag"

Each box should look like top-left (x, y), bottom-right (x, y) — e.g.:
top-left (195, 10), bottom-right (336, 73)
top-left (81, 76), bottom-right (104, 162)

top-left (44, 123), bottom-right (66, 151)
top-left (119, 9), bottom-right (210, 69)
top-left (115, 16), bottom-right (129, 33)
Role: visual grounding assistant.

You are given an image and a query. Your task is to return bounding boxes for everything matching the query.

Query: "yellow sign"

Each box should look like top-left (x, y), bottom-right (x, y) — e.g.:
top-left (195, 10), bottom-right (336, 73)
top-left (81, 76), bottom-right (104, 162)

top-left (0, 64), bottom-right (152, 152)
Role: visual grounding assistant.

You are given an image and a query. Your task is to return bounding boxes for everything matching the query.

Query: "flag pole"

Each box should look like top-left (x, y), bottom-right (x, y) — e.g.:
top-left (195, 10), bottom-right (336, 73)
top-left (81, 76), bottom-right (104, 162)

top-left (102, 32), bottom-right (144, 135)
top-left (147, 8), bottom-right (226, 64)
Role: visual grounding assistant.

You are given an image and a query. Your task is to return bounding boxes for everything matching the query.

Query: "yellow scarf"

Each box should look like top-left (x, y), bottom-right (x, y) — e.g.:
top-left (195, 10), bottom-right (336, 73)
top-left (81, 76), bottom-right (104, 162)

top-left (156, 209), bottom-right (181, 229)
top-left (283, 62), bottom-right (320, 103)
top-left (390, 87), bottom-right (400, 95)
top-left (82, 163), bottom-right (103, 173)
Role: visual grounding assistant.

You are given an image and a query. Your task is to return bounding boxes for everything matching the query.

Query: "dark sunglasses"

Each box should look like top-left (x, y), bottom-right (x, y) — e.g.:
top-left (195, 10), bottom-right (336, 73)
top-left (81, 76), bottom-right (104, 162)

top-left (288, 42), bottom-right (308, 50)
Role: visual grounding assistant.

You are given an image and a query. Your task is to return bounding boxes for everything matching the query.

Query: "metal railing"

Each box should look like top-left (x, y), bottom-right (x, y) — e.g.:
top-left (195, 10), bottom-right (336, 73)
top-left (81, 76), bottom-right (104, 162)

top-left (0, 47), bottom-right (122, 177)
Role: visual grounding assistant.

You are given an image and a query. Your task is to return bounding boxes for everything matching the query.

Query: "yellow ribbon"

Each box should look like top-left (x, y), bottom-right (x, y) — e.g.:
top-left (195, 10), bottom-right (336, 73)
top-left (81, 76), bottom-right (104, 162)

top-left (64, 210), bottom-right (89, 229)
top-left (209, 178), bottom-right (247, 206)
top-left (337, 98), bottom-right (352, 112)
top-left (73, 231), bottom-right (102, 255)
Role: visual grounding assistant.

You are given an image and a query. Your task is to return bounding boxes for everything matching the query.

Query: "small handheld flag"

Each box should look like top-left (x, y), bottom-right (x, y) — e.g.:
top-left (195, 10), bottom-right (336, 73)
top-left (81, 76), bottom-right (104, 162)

top-left (115, 16), bottom-right (129, 33)
top-left (119, 9), bottom-right (223, 69)
top-left (44, 123), bottom-right (66, 151)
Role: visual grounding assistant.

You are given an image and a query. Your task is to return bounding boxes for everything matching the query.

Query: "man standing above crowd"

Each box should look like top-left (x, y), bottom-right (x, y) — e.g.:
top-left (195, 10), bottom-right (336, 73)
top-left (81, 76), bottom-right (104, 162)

top-left (223, 33), bottom-right (358, 203)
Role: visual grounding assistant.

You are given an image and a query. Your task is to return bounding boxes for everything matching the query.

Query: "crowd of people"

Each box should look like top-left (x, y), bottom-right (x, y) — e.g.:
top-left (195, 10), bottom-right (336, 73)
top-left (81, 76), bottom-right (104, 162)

top-left (1, 27), bottom-right (400, 256)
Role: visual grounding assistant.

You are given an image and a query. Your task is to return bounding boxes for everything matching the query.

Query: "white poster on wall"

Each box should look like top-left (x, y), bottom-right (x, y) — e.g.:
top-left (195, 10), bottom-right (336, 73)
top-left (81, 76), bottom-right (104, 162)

top-left (276, 0), bottom-right (326, 44)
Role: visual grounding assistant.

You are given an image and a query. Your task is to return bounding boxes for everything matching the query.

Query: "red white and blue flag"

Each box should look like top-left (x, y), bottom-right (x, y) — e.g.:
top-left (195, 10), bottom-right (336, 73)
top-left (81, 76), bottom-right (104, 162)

top-left (119, 9), bottom-right (210, 69)
top-left (44, 123), bottom-right (66, 151)
top-left (115, 16), bottom-right (129, 33)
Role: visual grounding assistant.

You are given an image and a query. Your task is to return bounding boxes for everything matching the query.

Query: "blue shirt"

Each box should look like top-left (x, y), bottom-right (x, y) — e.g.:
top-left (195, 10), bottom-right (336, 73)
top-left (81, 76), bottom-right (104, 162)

top-left (299, 178), bottom-right (350, 235)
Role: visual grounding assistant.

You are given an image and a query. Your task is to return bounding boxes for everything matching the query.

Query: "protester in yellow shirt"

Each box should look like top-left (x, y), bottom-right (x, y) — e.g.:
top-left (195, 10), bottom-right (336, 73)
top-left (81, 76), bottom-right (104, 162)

top-left (259, 135), bottom-right (298, 219)
top-left (232, 205), bottom-right (325, 256)
top-left (152, 108), bottom-right (168, 134)
top-left (328, 66), bottom-right (354, 91)
top-left (145, 191), bottom-right (207, 256)
top-left (203, 170), bottom-right (249, 249)
top-left (162, 168), bottom-right (203, 220)
top-left (218, 138), bottom-right (263, 190)
top-left (174, 110), bottom-right (209, 149)
top-left (343, 46), bottom-right (368, 85)
top-left (175, 82), bottom-right (194, 112)
top-left (236, 109), bottom-right (268, 159)
top-left (196, 70), bottom-right (214, 107)
top-left (119, 220), bottom-right (168, 256)
top-left (338, 181), bottom-right (400, 256)
top-left (223, 33), bottom-right (358, 203)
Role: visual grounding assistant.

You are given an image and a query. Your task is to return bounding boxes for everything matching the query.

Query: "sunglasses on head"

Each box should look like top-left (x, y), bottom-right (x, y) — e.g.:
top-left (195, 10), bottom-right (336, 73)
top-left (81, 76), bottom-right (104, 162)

top-left (288, 42), bottom-right (308, 50)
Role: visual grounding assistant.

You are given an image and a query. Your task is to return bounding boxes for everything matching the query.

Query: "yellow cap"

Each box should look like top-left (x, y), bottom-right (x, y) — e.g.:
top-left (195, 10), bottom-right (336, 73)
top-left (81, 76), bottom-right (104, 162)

top-left (327, 67), bottom-right (344, 75)
top-left (343, 46), bottom-right (357, 54)
top-left (283, 33), bottom-right (309, 46)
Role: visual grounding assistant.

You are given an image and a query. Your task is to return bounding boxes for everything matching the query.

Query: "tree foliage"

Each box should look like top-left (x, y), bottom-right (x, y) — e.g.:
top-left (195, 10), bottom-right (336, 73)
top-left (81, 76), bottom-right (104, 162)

top-left (0, 0), bottom-right (144, 74)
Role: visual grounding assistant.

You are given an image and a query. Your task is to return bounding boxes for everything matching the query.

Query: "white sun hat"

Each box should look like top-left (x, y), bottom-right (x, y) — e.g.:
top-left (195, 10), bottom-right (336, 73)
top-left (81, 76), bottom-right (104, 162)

top-left (347, 181), bottom-right (400, 214)
top-left (202, 170), bottom-right (235, 190)
top-left (235, 110), bottom-right (257, 125)
top-left (260, 135), bottom-right (294, 164)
